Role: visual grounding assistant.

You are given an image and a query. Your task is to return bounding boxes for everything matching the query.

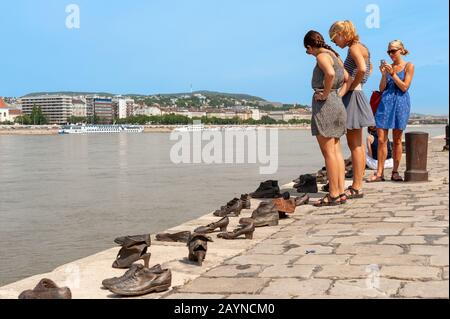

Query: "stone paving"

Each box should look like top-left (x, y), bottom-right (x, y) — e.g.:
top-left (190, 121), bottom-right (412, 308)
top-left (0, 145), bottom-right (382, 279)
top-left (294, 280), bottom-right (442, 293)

top-left (1, 138), bottom-right (448, 299)
top-left (162, 138), bottom-right (449, 299)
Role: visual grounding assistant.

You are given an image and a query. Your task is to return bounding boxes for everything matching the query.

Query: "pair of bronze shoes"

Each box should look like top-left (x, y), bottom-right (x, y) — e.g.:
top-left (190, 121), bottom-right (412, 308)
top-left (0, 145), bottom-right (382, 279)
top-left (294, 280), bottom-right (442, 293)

top-left (213, 194), bottom-right (251, 217)
top-left (194, 217), bottom-right (229, 234)
top-left (187, 233), bottom-right (213, 266)
top-left (18, 279), bottom-right (72, 299)
top-left (103, 264), bottom-right (172, 296)
top-left (112, 234), bottom-right (151, 269)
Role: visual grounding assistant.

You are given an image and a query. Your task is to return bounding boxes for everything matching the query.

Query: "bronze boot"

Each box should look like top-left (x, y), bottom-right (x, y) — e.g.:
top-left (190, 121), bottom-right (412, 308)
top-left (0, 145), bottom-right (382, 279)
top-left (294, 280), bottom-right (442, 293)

top-left (247, 201), bottom-right (279, 227)
top-left (187, 233), bottom-right (213, 266)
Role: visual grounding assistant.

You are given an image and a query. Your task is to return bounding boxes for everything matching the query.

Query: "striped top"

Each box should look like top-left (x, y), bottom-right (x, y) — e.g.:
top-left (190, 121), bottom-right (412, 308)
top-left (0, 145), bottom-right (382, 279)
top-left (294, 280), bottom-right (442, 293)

top-left (344, 43), bottom-right (371, 84)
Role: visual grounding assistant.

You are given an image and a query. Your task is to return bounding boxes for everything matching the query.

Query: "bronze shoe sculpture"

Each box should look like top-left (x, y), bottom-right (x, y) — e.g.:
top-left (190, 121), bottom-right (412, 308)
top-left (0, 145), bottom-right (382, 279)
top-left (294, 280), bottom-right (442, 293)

top-left (112, 244), bottom-right (151, 269)
top-left (114, 234), bottom-right (151, 248)
top-left (194, 217), bottom-right (229, 234)
top-left (155, 231), bottom-right (191, 243)
top-left (294, 193), bottom-right (310, 206)
top-left (213, 198), bottom-right (243, 217)
top-left (18, 279), bottom-right (72, 299)
top-left (102, 264), bottom-right (163, 290)
top-left (217, 219), bottom-right (255, 240)
top-left (240, 194), bottom-right (251, 209)
top-left (246, 201), bottom-right (279, 227)
top-left (108, 266), bottom-right (172, 297)
top-left (187, 233), bottom-right (213, 266)
top-left (272, 197), bottom-right (296, 214)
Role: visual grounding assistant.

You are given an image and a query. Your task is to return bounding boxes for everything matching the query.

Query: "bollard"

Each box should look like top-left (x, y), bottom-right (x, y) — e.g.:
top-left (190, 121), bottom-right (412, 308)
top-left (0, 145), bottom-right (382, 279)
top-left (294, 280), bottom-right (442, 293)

top-left (444, 125), bottom-right (449, 151)
top-left (404, 132), bottom-right (429, 182)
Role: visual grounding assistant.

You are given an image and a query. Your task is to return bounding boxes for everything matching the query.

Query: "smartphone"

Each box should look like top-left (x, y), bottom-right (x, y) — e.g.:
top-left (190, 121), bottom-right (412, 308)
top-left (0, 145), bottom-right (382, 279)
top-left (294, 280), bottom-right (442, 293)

top-left (380, 59), bottom-right (386, 66)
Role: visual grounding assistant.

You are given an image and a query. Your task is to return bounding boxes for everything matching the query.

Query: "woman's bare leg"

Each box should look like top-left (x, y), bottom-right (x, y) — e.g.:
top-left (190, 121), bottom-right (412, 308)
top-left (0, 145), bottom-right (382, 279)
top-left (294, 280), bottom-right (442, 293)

top-left (392, 129), bottom-right (404, 172)
top-left (346, 129), bottom-right (365, 191)
top-left (376, 129), bottom-right (389, 177)
top-left (316, 135), bottom-right (340, 198)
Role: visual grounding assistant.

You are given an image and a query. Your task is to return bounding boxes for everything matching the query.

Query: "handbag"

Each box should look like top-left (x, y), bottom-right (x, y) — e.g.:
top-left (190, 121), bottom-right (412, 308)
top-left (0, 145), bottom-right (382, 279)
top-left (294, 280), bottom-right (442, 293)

top-left (370, 91), bottom-right (382, 115)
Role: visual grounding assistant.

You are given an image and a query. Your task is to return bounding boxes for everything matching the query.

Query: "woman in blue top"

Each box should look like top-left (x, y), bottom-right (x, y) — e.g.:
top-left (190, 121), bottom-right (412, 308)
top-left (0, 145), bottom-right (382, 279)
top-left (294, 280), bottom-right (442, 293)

top-left (367, 40), bottom-right (415, 182)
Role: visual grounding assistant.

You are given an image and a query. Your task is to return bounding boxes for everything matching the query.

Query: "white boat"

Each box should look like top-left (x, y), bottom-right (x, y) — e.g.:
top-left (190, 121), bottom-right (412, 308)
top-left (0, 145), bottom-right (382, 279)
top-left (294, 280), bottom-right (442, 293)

top-left (59, 124), bottom-right (144, 134)
top-left (173, 124), bottom-right (220, 132)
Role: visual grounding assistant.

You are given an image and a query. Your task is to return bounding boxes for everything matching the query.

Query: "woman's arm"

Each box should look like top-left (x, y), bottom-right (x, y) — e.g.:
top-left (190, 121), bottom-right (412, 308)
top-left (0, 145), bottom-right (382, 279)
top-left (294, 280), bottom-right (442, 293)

top-left (379, 65), bottom-right (388, 92)
top-left (386, 63), bottom-right (415, 93)
top-left (315, 53), bottom-right (335, 101)
top-left (348, 44), bottom-right (367, 91)
top-left (337, 57), bottom-right (350, 97)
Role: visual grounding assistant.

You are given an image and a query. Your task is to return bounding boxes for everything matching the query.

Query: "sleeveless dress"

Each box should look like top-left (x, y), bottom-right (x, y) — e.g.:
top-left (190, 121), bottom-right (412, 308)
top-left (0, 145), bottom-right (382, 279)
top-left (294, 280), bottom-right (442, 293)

top-left (375, 64), bottom-right (411, 130)
top-left (342, 43), bottom-right (376, 129)
top-left (311, 53), bottom-right (347, 138)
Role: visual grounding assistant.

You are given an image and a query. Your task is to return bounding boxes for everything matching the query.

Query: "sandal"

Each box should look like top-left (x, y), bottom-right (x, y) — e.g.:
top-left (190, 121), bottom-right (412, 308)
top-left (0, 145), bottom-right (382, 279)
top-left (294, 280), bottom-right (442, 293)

top-left (313, 194), bottom-right (341, 207)
top-left (344, 186), bottom-right (364, 199)
top-left (391, 171), bottom-right (404, 182)
top-left (366, 174), bottom-right (385, 183)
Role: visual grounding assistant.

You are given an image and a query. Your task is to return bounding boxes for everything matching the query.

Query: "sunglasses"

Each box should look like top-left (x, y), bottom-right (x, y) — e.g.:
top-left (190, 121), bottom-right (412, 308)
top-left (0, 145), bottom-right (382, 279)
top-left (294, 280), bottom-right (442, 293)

top-left (387, 49), bottom-right (400, 55)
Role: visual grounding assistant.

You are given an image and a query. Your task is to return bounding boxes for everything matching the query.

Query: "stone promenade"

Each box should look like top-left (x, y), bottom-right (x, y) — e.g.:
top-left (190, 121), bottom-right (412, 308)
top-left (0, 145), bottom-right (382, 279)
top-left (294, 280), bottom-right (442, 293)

top-left (1, 137), bottom-right (448, 299)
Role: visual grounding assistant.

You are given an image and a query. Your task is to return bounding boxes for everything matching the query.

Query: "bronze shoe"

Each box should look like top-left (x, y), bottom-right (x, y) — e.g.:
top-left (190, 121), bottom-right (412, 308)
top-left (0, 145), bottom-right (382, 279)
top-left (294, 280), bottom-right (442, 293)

top-left (240, 194), bottom-right (251, 209)
top-left (247, 201), bottom-right (279, 227)
top-left (18, 279), bottom-right (72, 299)
top-left (155, 231), bottom-right (191, 243)
top-left (194, 217), bottom-right (229, 234)
top-left (272, 198), bottom-right (296, 214)
top-left (108, 266), bottom-right (172, 297)
top-left (102, 264), bottom-right (163, 289)
top-left (112, 243), bottom-right (151, 269)
top-left (213, 198), bottom-right (243, 217)
top-left (114, 234), bottom-right (151, 248)
top-left (217, 220), bottom-right (255, 240)
top-left (295, 193), bottom-right (310, 206)
top-left (187, 233), bottom-right (213, 266)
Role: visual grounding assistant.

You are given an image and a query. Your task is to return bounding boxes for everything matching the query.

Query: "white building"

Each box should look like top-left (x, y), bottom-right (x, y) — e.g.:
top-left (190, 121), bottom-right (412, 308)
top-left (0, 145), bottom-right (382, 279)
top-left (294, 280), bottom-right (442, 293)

top-left (0, 97), bottom-right (22, 122)
top-left (134, 106), bottom-right (162, 116)
top-left (72, 98), bottom-right (87, 117)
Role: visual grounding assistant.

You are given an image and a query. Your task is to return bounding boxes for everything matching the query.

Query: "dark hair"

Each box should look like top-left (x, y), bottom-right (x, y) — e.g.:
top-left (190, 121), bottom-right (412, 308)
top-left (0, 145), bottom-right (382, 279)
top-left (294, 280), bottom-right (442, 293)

top-left (303, 30), bottom-right (340, 58)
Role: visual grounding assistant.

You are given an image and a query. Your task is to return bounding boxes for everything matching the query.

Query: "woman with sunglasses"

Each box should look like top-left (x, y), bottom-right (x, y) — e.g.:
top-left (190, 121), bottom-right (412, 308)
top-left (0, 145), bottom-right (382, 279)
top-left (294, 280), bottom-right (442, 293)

top-left (329, 20), bottom-right (375, 200)
top-left (304, 30), bottom-right (348, 206)
top-left (367, 40), bottom-right (415, 182)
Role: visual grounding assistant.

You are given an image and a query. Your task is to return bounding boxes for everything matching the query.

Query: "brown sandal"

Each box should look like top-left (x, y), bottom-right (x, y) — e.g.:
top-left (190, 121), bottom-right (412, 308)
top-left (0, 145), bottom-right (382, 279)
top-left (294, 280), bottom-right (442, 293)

top-left (391, 171), bottom-right (404, 182)
top-left (344, 186), bottom-right (364, 199)
top-left (313, 194), bottom-right (341, 207)
top-left (366, 174), bottom-right (385, 183)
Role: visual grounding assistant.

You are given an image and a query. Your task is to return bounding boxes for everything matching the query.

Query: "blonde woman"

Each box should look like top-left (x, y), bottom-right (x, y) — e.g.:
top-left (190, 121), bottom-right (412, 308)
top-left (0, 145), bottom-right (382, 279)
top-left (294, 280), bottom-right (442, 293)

top-left (329, 20), bottom-right (375, 199)
top-left (367, 40), bottom-right (415, 182)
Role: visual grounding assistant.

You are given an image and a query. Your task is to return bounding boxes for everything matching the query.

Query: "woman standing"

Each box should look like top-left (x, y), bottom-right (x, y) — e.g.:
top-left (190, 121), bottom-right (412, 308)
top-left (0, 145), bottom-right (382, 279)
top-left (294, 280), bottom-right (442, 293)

top-left (367, 40), bottom-right (415, 182)
top-left (304, 30), bottom-right (348, 206)
top-left (329, 20), bottom-right (376, 199)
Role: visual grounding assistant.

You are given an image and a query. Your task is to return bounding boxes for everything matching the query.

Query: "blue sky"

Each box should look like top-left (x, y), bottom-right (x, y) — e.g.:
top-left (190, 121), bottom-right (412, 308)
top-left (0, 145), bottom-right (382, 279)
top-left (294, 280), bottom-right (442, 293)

top-left (0, 0), bottom-right (448, 115)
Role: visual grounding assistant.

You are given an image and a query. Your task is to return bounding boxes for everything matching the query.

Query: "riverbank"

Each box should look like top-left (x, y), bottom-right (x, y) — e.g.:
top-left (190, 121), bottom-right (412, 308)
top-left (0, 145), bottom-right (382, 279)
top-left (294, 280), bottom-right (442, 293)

top-left (0, 136), bottom-right (447, 299)
top-left (0, 124), bottom-right (445, 135)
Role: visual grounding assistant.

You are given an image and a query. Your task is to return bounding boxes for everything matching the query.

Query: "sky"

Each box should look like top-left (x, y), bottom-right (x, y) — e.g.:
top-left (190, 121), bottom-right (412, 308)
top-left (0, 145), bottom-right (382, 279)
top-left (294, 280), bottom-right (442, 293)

top-left (0, 0), bottom-right (448, 115)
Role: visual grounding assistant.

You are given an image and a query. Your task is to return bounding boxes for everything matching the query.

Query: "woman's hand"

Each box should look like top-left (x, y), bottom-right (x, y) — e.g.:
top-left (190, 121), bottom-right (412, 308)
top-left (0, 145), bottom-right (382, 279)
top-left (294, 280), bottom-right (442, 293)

top-left (314, 91), bottom-right (328, 101)
top-left (379, 64), bottom-right (387, 75)
top-left (383, 64), bottom-right (394, 76)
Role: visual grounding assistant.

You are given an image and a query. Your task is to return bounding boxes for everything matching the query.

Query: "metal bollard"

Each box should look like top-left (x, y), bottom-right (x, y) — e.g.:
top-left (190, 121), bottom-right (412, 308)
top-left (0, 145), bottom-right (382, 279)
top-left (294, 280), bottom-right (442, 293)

top-left (444, 125), bottom-right (449, 151)
top-left (404, 132), bottom-right (429, 182)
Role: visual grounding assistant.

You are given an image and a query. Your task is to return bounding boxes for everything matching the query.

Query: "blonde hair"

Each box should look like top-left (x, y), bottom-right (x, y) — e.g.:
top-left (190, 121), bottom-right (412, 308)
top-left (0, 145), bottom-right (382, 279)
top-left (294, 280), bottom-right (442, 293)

top-left (329, 20), bottom-right (360, 45)
top-left (389, 40), bottom-right (409, 55)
